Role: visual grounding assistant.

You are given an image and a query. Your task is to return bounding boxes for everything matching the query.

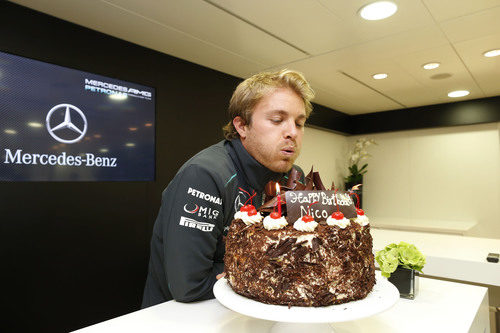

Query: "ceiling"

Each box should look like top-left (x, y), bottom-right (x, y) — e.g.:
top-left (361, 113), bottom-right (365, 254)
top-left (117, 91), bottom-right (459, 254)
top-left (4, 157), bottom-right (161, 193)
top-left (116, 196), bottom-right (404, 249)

top-left (9, 0), bottom-right (500, 115)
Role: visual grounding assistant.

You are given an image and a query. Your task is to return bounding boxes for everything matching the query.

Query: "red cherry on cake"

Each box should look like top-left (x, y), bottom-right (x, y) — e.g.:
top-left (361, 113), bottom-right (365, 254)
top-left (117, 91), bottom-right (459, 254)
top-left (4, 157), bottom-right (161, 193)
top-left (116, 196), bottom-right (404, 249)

top-left (240, 204), bottom-right (254, 212)
top-left (356, 208), bottom-right (365, 216)
top-left (302, 215), bottom-right (314, 222)
top-left (270, 212), bottom-right (281, 219)
top-left (331, 211), bottom-right (344, 220)
top-left (302, 201), bottom-right (318, 223)
top-left (248, 207), bottom-right (258, 216)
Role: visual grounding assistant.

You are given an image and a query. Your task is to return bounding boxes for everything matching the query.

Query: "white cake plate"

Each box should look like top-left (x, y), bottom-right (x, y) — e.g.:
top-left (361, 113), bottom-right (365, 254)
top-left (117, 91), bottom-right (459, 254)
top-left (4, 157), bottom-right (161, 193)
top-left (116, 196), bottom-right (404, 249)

top-left (214, 271), bottom-right (399, 333)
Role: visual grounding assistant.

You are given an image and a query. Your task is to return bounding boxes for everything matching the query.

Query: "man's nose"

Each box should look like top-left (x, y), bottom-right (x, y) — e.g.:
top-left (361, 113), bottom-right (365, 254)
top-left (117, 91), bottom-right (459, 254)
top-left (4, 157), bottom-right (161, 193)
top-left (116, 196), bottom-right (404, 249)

top-left (284, 120), bottom-right (298, 139)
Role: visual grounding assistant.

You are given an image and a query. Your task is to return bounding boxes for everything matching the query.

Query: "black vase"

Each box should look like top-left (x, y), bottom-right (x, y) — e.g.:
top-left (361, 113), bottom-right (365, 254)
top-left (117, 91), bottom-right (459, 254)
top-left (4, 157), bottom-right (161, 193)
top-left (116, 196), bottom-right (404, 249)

top-left (388, 266), bottom-right (419, 299)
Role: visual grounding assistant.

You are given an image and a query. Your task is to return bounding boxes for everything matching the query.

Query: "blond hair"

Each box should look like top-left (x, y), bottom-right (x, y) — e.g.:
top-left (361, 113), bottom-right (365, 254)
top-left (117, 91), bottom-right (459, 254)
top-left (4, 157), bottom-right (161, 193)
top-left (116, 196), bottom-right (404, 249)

top-left (222, 69), bottom-right (314, 140)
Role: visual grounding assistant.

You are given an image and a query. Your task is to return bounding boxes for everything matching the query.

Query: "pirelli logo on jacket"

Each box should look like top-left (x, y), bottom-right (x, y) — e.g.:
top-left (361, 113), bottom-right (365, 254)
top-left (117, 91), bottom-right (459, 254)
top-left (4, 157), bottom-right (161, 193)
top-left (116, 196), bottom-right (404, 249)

top-left (179, 216), bottom-right (215, 232)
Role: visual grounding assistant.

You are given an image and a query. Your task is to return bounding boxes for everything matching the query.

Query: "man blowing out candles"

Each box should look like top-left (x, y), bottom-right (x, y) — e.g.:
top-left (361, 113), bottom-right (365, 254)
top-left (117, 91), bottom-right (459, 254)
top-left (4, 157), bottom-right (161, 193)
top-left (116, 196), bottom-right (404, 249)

top-left (142, 69), bottom-right (314, 307)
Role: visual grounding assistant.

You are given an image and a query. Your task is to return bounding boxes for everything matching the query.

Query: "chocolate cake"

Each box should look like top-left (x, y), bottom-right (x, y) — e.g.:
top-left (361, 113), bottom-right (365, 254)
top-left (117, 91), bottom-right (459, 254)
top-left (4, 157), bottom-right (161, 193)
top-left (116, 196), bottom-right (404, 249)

top-left (223, 169), bottom-right (375, 307)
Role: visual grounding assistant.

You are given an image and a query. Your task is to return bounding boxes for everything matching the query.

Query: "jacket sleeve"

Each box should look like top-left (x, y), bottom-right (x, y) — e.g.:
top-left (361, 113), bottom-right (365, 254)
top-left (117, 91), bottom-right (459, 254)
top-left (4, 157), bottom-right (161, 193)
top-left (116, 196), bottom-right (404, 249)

top-left (161, 164), bottom-right (225, 302)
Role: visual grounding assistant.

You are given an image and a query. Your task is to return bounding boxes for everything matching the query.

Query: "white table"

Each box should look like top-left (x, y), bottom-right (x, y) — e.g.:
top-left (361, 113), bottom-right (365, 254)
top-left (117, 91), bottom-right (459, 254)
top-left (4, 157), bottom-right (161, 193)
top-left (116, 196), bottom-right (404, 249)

top-left (73, 277), bottom-right (490, 333)
top-left (370, 217), bottom-right (477, 235)
top-left (371, 229), bottom-right (500, 286)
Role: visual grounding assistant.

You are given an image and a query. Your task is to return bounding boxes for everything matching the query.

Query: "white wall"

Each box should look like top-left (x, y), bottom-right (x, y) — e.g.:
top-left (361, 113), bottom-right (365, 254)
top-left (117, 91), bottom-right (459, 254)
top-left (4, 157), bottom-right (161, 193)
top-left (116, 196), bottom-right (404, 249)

top-left (352, 122), bottom-right (500, 239)
top-left (295, 126), bottom-right (348, 190)
top-left (299, 122), bottom-right (500, 239)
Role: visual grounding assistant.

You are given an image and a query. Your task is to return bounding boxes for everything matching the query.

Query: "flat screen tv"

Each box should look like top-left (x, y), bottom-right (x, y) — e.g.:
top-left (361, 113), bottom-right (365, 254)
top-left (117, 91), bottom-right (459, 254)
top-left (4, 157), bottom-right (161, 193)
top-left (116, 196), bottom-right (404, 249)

top-left (0, 50), bottom-right (155, 181)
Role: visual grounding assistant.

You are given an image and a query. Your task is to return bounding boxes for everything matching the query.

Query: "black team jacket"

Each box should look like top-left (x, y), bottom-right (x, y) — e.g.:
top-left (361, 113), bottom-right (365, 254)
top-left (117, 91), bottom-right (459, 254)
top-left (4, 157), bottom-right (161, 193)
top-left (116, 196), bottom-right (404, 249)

top-left (142, 138), bottom-right (303, 307)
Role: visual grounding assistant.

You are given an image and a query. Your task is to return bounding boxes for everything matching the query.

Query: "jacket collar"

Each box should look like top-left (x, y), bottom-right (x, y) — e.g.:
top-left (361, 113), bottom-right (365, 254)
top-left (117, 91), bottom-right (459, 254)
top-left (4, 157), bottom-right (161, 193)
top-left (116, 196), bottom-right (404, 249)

top-left (225, 138), bottom-right (282, 193)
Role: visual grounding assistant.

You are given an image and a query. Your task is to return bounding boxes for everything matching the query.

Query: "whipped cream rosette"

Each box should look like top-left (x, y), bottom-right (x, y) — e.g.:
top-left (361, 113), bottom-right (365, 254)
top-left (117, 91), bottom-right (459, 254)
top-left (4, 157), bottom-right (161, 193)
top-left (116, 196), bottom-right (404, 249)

top-left (234, 205), bottom-right (263, 225)
top-left (327, 215), bottom-right (350, 228)
top-left (354, 213), bottom-right (369, 226)
top-left (263, 214), bottom-right (287, 230)
top-left (234, 188), bottom-right (262, 225)
top-left (328, 189), bottom-right (351, 228)
top-left (293, 201), bottom-right (319, 231)
top-left (293, 217), bottom-right (318, 231)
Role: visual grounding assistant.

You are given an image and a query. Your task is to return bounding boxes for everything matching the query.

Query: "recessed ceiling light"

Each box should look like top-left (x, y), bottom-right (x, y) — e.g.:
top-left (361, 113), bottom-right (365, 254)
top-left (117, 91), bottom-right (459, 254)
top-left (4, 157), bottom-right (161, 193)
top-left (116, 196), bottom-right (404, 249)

top-left (483, 49), bottom-right (500, 57)
top-left (423, 62), bottom-right (440, 70)
top-left (4, 129), bottom-right (17, 134)
top-left (359, 1), bottom-right (398, 21)
top-left (372, 73), bottom-right (388, 80)
top-left (448, 90), bottom-right (470, 98)
top-left (27, 122), bottom-right (43, 128)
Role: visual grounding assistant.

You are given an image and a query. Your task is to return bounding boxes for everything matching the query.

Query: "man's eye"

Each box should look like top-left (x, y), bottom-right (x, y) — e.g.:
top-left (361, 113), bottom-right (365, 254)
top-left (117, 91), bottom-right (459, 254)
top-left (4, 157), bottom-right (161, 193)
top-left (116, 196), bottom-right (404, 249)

top-left (296, 122), bottom-right (305, 128)
top-left (271, 118), bottom-right (282, 124)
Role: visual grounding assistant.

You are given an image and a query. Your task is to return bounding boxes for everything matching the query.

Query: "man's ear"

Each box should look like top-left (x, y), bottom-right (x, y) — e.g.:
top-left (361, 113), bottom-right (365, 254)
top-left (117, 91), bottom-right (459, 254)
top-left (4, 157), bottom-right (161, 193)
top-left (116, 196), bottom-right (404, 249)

top-left (233, 116), bottom-right (247, 139)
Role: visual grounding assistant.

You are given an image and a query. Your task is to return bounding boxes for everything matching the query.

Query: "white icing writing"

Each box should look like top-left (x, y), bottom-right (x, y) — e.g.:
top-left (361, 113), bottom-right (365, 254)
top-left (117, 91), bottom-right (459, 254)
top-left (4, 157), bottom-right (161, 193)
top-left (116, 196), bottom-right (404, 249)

top-left (287, 192), bottom-right (353, 206)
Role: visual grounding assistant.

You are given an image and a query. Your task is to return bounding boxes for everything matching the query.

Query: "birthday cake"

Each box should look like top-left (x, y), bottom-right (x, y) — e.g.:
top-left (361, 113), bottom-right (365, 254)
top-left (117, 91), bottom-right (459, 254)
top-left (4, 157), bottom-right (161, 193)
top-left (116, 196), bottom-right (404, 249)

top-left (224, 169), bottom-right (375, 307)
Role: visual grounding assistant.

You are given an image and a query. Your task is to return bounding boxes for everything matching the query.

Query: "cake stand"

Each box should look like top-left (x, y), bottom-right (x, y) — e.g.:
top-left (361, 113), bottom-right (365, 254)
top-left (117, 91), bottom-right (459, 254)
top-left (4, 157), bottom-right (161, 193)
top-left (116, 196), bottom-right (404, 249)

top-left (213, 271), bottom-right (399, 333)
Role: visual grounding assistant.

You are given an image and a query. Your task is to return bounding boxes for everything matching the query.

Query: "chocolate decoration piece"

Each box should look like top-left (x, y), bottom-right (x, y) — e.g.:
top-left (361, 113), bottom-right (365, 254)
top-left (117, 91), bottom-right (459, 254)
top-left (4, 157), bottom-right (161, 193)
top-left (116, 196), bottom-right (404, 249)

top-left (259, 197), bottom-right (288, 216)
top-left (294, 181), bottom-right (306, 191)
top-left (312, 172), bottom-right (326, 190)
top-left (304, 167), bottom-right (314, 190)
top-left (259, 196), bottom-right (277, 210)
top-left (304, 178), bottom-right (314, 190)
top-left (305, 166), bottom-right (314, 181)
top-left (267, 237), bottom-right (297, 258)
top-left (263, 181), bottom-right (278, 203)
top-left (264, 181), bottom-right (276, 198)
top-left (286, 167), bottom-right (300, 189)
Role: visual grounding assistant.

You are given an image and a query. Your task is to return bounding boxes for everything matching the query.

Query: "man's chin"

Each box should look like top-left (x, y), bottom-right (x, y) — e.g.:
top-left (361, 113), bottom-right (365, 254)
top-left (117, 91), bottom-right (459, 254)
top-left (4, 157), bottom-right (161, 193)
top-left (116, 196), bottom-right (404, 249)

top-left (269, 161), bottom-right (294, 173)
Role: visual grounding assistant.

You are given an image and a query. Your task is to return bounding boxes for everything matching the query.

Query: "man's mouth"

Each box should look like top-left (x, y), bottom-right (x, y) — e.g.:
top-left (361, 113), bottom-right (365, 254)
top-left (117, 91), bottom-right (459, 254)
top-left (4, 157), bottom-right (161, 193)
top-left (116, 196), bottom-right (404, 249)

top-left (281, 146), bottom-right (295, 156)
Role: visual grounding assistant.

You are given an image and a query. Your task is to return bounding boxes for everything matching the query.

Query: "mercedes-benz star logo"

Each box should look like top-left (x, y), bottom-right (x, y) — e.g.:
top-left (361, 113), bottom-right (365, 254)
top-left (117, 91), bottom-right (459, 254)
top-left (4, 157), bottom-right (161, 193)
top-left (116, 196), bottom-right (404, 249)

top-left (46, 103), bottom-right (88, 144)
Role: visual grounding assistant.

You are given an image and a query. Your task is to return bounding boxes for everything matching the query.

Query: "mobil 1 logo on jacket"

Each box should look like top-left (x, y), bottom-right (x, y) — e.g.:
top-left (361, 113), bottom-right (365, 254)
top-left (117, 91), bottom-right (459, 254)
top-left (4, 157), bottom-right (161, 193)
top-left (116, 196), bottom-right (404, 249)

top-left (183, 203), bottom-right (220, 220)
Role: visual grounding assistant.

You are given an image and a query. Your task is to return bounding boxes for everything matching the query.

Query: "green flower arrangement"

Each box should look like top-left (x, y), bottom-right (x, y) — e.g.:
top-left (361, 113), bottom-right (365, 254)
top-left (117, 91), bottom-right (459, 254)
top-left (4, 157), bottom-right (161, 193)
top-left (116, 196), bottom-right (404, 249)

top-left (375, 242), bottom-right (426, 278)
